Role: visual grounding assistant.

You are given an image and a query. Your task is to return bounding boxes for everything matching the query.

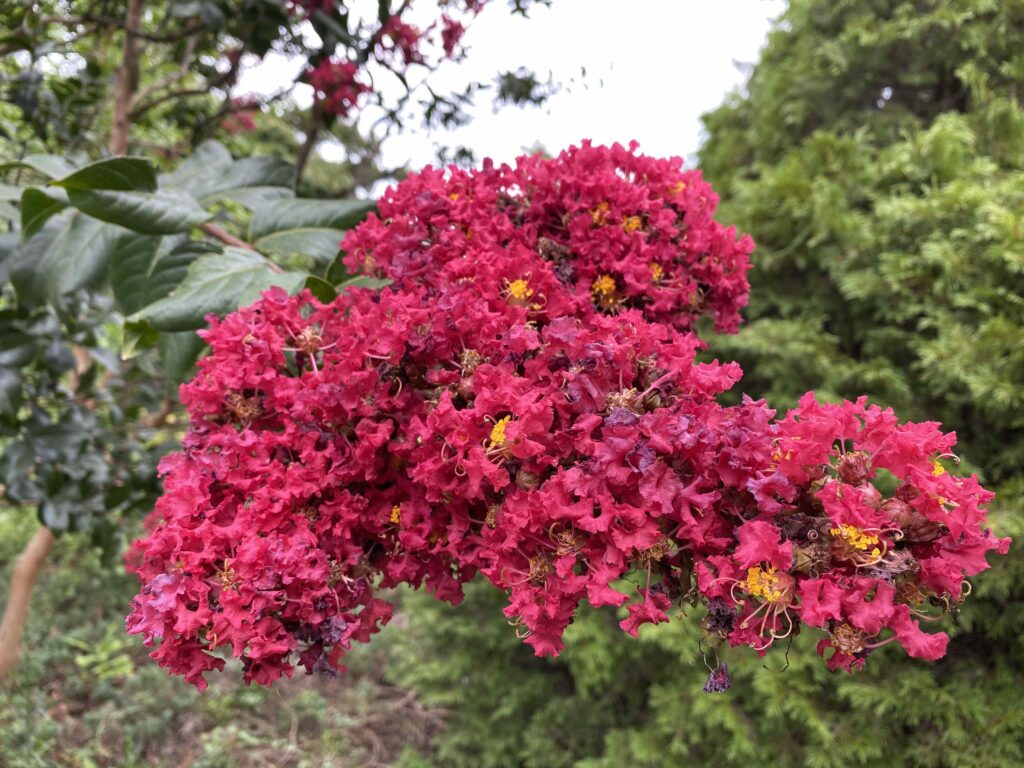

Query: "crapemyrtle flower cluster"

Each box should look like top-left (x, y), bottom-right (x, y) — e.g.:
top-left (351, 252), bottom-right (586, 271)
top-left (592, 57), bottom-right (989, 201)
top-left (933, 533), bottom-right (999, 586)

top-left (297, 1), bottom-right (489, 118)
top-left (344, 141), bottom-right (753, 333)
top-left (127, 142), bottom-right (1009, 690)
top-left (306, 59), bottom-right (371, 119)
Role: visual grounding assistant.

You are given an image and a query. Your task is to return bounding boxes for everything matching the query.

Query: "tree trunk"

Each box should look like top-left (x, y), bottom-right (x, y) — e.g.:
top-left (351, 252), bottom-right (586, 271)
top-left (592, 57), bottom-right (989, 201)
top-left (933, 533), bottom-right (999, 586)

top-left (109, 0), bottom-right (145, 155)
top-left (0, 527), bottom-right (55, 681)
top-left (293, 106), bottom-right (324, 190)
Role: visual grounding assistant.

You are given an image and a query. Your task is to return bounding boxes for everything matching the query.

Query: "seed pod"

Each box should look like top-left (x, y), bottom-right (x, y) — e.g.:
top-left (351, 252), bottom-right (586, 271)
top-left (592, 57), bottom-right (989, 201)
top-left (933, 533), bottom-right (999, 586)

top-left (837, 451), bottom-right (871, 486)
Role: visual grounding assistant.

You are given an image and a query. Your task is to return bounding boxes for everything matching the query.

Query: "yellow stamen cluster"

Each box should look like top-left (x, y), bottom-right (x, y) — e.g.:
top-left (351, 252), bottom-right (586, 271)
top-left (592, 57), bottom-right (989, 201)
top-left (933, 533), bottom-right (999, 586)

top-left (591, 273), bottom-right (619, 310)
top-left (489, 416), bottom-right (511, 448)
top-left (649, 262), bottom-right (664, 282)
top-left (745, 565), bottom-right (786, 602)
top-left (830, 524), bottom-right (881, 557)
top-left (390, 504), bottom-right (402, 525)
top-left (623, 215), bottom-right (643, 233)
top-left (506, 278), bottom-right (533, 302)
top-left (932, 461), bottom-right (946, 477)
top-left (591, 201), bottom-right (610, 226)
top-left (670, 180), bottom-right (686, 195)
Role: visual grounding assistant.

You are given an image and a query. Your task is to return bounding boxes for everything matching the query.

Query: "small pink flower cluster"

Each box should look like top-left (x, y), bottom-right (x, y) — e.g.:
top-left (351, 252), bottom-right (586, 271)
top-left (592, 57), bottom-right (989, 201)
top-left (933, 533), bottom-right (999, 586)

top-left (306, 59), bottom-right (371, 119)
top-left (126, 142), bottom-right (1009, 690)
top-left (299, 1), bottom-right (488, 117)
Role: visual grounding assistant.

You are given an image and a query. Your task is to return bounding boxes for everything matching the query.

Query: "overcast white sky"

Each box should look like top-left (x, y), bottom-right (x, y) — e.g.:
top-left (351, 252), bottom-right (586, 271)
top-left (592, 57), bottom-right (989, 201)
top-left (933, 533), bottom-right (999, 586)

top-left (238, 0), bottom-right (784, 171)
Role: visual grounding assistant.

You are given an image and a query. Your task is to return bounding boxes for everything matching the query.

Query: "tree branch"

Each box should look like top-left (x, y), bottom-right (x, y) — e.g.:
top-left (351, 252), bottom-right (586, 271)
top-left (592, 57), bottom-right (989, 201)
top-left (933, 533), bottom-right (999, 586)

top-left (200, 224), bottom-right (283, 272)
top-left (0, 527), bottom-right (55, 681)
top-left (130, 87), bottom-right (208, 120)
top-left (200, 223), bottom-right (255, 252)
top-left (130, 33), bottom-right (199, 112)
top-left (80, 12), bottom-right (202, 43)
top-left (108, 0), bottom-right (145, 155)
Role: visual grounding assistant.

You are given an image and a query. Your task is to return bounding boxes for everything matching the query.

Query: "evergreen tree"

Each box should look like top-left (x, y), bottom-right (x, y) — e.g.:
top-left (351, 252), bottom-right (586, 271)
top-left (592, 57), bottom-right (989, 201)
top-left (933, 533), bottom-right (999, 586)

top-left (382, 2), bottom-right (1024, 765)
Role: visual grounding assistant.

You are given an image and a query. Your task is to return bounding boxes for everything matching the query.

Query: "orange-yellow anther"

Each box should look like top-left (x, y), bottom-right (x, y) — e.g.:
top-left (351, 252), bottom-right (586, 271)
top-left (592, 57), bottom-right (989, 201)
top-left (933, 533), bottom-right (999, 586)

top-left (623, 215), bottom-right (643, 233)
top-left (488, 416), bottom-right (510, 449)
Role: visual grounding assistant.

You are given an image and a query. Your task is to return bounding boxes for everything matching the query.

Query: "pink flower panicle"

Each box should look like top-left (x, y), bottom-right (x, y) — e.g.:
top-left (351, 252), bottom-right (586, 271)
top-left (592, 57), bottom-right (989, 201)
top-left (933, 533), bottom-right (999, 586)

top-left (294, 1), bottom-right (490, 117)
top-left (306, 58), bottom-right (371, 119)
top-left (126, 142), bottom-right (1009, 690)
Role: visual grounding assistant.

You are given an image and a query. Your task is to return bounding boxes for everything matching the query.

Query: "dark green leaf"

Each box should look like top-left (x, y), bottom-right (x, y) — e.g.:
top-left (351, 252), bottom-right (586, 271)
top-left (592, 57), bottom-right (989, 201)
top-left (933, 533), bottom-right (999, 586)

top-left (158, 330), bottom-right (207, 385)
top-left (0, 154), bottom-right (76, 180)
top-left (0, 322), bottom-right (38, 368)
top-left (215, 185), bottom-right (294, 210)
top-left (20, 186), bottom-right (68, 239)
top-left (0, 233), bottom-right (18, 283)
top-left (56, 218), bottom-right (116, 296)
top-left (128, 247), bottom-right (306, 332)
top-left (109, 234), bottom-right (210, 316)
top-left (161, 141), bottom-right (292, 205)
top-left (53, 156), bottom-right (157, 193)
top-left (0, 368), bottom-right (22, 416)
top-left (10, 215), bottom-right (114, 306)
top-left (160, 141), bottom-right (232, 188)
top-left (338, 275), bottom-right (393, 292)
top-left (195, 158), bottom-right (293, 202)
top-left (249, 198), bottom-right (375, 241)
top-left (62, 188), bottom-right (210, 234)
top-left (304, 275), bottom-right (337, 303)
top-left (39, 498), bottom-right (71, 531)
top-left (254, 227), bottom-right (345, 267)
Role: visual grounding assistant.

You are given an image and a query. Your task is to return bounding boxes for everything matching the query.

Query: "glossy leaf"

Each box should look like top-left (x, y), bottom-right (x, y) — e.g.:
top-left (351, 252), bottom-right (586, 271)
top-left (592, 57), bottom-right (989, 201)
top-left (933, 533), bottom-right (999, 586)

top-left (128, 247), bottom-right (306, 332)
top-left (53, 156), bottom-right (157, 193)
top-left (158, 330), bottom-right (207, 386)
top-left (109, 234), bottom-right (211, 316)
top-left (0, 154), bottom-right (76, 180)
top-left (61, 188), bottom-right (210, 234)
top-left (254, 227), bottom-right (345, 267)
top-left (248, 197), bottom-right (375, 241)
top-left (20, 186), bottom-right (68, 239)
top-left (10, 215), bottom-right (114, 306)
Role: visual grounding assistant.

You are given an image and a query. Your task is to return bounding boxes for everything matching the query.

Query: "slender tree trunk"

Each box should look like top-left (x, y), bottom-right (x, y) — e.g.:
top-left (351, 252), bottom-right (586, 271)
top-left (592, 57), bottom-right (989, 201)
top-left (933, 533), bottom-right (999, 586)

top-left (0, 527), bottom-right (55, 681)
top-left (109, 0), bottom-right (145, 155)
top-left (293, 106), bottom-right (324, 189)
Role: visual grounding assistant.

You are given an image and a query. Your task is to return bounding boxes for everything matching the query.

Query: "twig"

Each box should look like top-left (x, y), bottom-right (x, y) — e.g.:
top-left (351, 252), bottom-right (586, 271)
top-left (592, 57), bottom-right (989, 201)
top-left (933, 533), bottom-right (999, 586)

top-left (200, 222), bottom-right (257, 252)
